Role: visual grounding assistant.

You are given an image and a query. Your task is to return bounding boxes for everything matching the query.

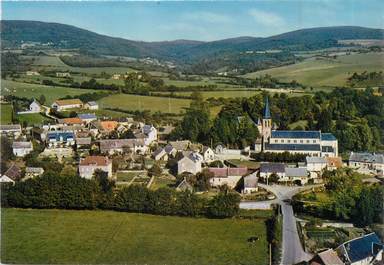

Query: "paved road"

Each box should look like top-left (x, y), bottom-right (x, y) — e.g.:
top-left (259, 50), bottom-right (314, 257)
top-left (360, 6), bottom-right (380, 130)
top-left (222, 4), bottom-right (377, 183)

top-left (241, 184), bottom-right (320, 265)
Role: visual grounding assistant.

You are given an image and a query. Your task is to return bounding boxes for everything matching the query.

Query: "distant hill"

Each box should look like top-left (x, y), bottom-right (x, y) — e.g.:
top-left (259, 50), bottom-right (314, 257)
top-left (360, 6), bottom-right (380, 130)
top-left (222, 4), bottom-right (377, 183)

top-left (2, 20), bottom-right (383, 73)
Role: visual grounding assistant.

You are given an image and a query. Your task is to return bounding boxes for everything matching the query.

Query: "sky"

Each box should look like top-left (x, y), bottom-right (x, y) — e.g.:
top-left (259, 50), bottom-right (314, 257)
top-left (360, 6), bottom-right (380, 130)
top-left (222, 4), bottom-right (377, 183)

top-left (2, 1), bottom-right (384, 41)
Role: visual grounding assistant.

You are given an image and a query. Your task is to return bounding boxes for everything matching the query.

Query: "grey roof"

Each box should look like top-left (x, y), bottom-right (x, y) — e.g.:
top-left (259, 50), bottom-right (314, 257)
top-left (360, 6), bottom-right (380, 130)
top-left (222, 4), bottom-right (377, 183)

top-left (244, 174), bottom-right (258, 188)
top-left (340, 233), bottom-right (382, 263)
top-left (285, 167), bottom-right (308, 177)
top-left (78, 113), bottom-right (97, 120)
top-left (152, 148), bottom-right (165, 158)
top-left (164, 144), bottom-right (175, 154)
top-left (87, 101), bottom-right (98, 106)
top-left (76, 137), bottom-right (92, 145)
top-left (12, 141), bottom-right (32, 149)
top-left (0, 124), bottom-right (21, 131)
top-left (321, 133), bottom-right (337, 141)
top-left (4, 164), bottom-right (21, 180)
top-left (263, 97), bottom-right (271, 119)
top-left (260, 163), bottom-right (285, 173)
top-left (265, 143), bottom-right (321, 151)
top-left (143, 124), bottom-right (154, 135)
top-left (349, 152), bottom-right (384, 164)
top-left (271, 130), bottom-right (321, 139)
top-left (25, 167), bottom-right (44, 174)
top-left (99, 139), bottom-right (145, 150)
top-left (306, 156), bottom-right (327, 164)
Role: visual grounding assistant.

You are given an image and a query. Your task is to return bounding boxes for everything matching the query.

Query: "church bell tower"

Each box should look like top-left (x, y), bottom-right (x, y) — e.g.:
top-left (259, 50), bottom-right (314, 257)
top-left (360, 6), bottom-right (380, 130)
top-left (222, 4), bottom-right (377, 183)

top-left (262, 97), bottom-right (272, 144)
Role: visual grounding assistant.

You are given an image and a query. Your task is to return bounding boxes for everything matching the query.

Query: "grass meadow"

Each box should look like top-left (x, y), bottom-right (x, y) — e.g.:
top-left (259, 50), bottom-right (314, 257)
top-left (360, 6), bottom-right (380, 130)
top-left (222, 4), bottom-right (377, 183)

top-left (244, 52), bottom-right (384, 87)
top-left (2, 208), bottom-right (269, 265)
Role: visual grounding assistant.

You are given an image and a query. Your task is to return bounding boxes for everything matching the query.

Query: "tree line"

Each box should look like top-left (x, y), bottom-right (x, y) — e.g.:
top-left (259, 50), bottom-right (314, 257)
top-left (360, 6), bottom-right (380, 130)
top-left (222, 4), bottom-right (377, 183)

top-left (1, 173), bottom-right (241, 219)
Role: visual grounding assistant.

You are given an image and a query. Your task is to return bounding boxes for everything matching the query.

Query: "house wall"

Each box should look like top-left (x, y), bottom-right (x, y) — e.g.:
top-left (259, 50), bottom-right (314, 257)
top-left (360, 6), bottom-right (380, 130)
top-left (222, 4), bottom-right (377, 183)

top-left (79, 163), bottom-right (112, 179)
top-left (13, 147), bottom-right (33, 157)
top-left (210, 175), bottom-right (242, 188)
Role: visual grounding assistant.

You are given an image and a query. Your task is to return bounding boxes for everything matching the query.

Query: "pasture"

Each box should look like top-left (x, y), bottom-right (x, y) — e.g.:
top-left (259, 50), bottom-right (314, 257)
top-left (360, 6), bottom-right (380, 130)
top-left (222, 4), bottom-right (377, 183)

top-left (30, 55), bottom-right (137, 74)
top-left (0, 104), bottom-right (13, 124)
top-left (244, 52), bottom-right (384, 87)
top-left (2, 208), bottom-right (269, 265)
top-left (98, 93), bottom-right (191, 114)
top-left (1, 80), bottom-right (102, 104)
top-left (16, 113), bottom-right (53, 126)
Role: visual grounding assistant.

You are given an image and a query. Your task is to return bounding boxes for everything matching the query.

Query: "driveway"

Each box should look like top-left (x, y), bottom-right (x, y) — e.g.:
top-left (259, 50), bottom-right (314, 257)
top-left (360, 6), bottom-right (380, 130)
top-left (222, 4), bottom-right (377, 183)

top-left (241, 183), bottom-right (320, 265)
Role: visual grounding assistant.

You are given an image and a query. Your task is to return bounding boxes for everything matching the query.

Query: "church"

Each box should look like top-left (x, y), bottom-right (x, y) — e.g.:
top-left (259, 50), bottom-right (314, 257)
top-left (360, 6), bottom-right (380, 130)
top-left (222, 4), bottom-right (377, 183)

top-left (255, 97), bottom-right (338, 157)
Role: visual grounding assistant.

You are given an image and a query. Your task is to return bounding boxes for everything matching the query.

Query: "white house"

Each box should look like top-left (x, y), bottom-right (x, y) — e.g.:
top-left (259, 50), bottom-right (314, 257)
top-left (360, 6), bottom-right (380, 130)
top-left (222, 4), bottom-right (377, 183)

top-left (12, 141), bottom-right (33, 157)
top-left (142, 124), bottom-right (157, 145)
top-left (0, 175), bottom-right (15, 184)
top-left (29, 99), bottom-right (42, 113)
top-left (209, 167), bottom-right (248, 188)
top-left (152, 148), bottom-right (168, 161)
top-left (284, 167), bottom-right (309, 185)
top-left (201, 146), bottom-right (215, 162)
top-left (306, 156), bottom-right (327, 172)
top-left (0, 124), bottom-right (22, 138)
top-left (177, 152), bottom-right (203, 175)
top-left (99, 139), bottom-right (148, 155)
top-left (56, 72), bottom-right (71, 78)
top-left (79, 156), bottom-right (113, 179)
top-left (243, 172), bottom-right (258, 194)
top-left (85, 101), bottom-right (99, 110)
top-left (259, 163), bottom-right (286, 183)
top-left (349, 152), bottom-right (384, 173)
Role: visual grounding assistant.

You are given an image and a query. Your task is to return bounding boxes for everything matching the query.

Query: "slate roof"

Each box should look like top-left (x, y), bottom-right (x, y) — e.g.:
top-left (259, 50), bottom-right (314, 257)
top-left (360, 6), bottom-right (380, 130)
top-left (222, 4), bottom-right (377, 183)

top-left (265, 143), bottom-right (321, 151)
top-left (285, 167), bottom-right (308, 177)
top-left (76, 137), bottom-right (92, 145)
top-left (78, 113), bottom-right (97, 120)
top-left (164, 144), bottom-right (176, 154)
top-left (99, 139), bottom-right (145, 151)
top-left (152, 148), bottom-right (165, 158)
top-left (260, 163), bottom-right (285, 173)
top-left (339, 233), bottom-right (382, 263)
top-left (271, 130), bottom-right (321, 139)
top-left (143, 124), bottom-right (154, 135)
top-left (349, 152), bottom-right (384, 164)
top-left (25, 167), bottom-right (44, 174)
top-left (4, 164), bottom-right (21, 181)
top-left (47, 131), bottom-right (75, 141)
top-left (0, 124), bottom-right (21, 131)
top-left (12, 141), bottom-right (32, 149)
top-left (306, 156), bottom-right (327, 164)
top-left (321, 133), bottom-right (337, 141)
top-left (87, 101), bottom-right (98, 106)
top-left (263, 97), bottom-right (271, 119)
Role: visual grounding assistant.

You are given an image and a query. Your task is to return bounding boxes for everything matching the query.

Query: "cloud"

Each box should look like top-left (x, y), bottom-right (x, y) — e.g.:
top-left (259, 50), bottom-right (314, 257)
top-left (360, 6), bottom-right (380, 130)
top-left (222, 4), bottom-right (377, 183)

top-left (183, 11), bottom-right (233, 24)
top-left (248, 9), bottom-right (285, 27)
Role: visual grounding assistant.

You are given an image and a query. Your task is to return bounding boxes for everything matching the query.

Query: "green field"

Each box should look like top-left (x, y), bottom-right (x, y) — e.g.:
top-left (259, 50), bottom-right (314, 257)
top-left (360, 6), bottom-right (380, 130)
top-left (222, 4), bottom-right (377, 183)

top-left (169, 89), bottom-right (310, 99)
top-left (31, 55), bottom-right (137, 74)
top-left (98, 93), bottom-right (191, 114)
top-left (0, 104), bottom-right (13, 124)
top-left (2, 208), bottom-right (268, 264)
top-left (16, 113), bottom-right (53, 126)
top-left (1, 80), bottom-right (102, 104)
top-left (244, 52), bottom-right (384, 87)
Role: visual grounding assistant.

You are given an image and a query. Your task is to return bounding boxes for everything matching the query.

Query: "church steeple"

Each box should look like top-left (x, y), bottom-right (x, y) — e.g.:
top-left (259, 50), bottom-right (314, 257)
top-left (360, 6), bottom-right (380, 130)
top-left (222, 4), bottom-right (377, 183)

top-left (263, 96), bottom-right (271, 119)
top-left (261, 97), bottom-right (272, 144)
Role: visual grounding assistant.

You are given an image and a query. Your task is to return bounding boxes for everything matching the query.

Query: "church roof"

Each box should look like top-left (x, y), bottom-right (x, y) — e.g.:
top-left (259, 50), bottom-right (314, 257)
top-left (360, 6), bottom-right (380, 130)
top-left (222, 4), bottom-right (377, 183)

top-left (263, 97), bottom-right (271, 119)
top-left (265, 143), bottom-right (321, 151)
top-left (271, 130), bottom-right (321, 139)
top-left (321, 133), bottom-right (337, 141)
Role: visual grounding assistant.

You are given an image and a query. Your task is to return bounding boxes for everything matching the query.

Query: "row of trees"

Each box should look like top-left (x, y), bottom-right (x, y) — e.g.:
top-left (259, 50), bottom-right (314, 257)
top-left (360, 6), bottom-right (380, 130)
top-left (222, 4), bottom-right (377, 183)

top-left (1, 173), bottom-right (241, 219)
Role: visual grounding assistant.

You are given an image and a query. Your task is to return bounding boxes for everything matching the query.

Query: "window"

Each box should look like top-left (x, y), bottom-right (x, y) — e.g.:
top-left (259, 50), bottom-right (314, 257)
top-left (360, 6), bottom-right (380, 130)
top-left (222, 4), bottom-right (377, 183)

top-left (313, 140), bottom-right (316, 143)
top-left (300, 140), bottom-right (303, 143)
top-left (307, 140), bottom-right (310, 143)
top-left (294, 140), bottom-right (297, 143)
top-left (287, 140), bottom-right (291, 143)
top-left (281, 140), bottom-right (284, 143)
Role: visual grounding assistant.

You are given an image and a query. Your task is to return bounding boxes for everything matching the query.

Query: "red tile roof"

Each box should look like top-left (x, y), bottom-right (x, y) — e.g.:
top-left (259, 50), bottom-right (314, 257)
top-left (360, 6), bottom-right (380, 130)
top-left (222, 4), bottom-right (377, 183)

top-left (208, 167), bottom-right (248, 177)
top-left (80, 156), bottom-right (110, 166)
